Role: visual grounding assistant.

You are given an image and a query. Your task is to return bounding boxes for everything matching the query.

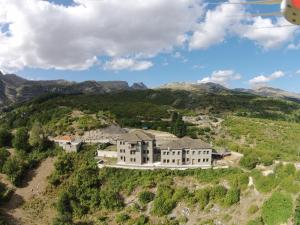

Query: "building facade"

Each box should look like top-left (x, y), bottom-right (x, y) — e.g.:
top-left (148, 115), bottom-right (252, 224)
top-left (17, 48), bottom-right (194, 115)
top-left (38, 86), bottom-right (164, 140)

top-left (159, 138), bottom-right (212, 166)
top-left (117, 130), bottom-right (159, 165)
top-left (117, 131), bottom-right (212, 167)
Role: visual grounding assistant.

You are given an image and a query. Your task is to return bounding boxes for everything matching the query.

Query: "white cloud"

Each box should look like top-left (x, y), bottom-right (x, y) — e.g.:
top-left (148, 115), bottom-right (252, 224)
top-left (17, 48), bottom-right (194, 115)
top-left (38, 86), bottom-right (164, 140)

top-left (296, 70), bottom-right (300, 74)
top-left (189, 0), bottom-right (243, 50)
top-left (189, 0), bottom-right (298, 50)
top-left (235, 17), bottom-right (297, 49)
top-left (0, 0), bottom-right (202, 71)
top-left (0, 0), bottom-right (298, 72)
top-left (249, 70), bottom-right (285, 86)
top-left (103, 58), bottom-right (153, 71)
top-left (198, 70), bottom-right (241, 86)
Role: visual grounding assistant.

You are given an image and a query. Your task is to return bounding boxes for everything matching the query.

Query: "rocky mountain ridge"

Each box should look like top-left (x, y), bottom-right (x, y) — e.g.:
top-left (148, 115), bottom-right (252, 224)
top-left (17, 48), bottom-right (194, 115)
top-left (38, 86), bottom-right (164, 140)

top-left (0, 72), bottom-right (147, 105)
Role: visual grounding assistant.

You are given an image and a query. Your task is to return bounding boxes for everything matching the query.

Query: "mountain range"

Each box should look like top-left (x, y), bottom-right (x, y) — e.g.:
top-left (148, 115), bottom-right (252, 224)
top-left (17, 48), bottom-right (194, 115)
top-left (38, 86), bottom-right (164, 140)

top-left (158, 82), bottom-right (300, 103)
top-left (0, 71), bottom-right (147, 105)
top-left (1, 72), bottom-right (300, 106)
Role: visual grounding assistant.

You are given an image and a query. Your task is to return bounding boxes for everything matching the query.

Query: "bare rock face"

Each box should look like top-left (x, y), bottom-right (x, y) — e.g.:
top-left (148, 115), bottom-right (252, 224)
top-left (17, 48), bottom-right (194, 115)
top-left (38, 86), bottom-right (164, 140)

top-left (131, 82), bottom-right (148, 90)
top-left (0, 72), bottom-right (147, 105)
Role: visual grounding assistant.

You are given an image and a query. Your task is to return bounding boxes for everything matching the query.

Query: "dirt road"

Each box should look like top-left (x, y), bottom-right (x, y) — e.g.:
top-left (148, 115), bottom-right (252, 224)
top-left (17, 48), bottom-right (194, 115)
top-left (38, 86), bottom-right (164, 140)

top-left (1, 157), bottom-right (56, 225)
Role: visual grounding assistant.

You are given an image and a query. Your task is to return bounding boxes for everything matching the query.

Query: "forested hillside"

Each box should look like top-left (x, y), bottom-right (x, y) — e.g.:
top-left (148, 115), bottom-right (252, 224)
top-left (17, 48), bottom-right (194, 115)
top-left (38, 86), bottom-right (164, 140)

top-left (1, 89), bottom-right (300, 225)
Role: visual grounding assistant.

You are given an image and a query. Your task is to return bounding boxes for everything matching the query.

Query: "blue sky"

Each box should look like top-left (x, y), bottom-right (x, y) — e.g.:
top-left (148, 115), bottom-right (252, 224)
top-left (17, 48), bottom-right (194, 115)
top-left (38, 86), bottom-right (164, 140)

top-left (1, 0), bottom-right (300, 92)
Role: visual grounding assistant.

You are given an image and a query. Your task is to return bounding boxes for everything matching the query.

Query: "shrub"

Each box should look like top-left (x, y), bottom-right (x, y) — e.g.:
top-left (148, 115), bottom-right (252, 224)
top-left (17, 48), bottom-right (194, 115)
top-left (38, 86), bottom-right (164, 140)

top-left (247, 217), bottom-right (264, 225)
top-left (115, 213), bottom-right (130, 224)
top-left (194, 188), bottom-right (210, 209)
top-left (260, 155), bottom-right (274, 166)
top-left (138, 191), bottom-right (155, 205)
top-left (248, 205), bottom-right (259, 215)
top-left (54, 154), bottom-right (74, 175)
top-left (0, 129), bottom-right (12, 147)
top-left (262, 192), bottom-right (293, 225)
top-left (0, 148), bottom-right (10, 172)
top-left (2, 156), bottom-right (26, 186)
top-left (240, 154), bottom-right (259, 170)
top-left (210, 185), bottom-right (227, 202)
top-left (224, 188), bottom-right (240, 207)
top-left (152, 185), bottom-right (176, 216)
top-left (99, 190), bottom-right (124, 210)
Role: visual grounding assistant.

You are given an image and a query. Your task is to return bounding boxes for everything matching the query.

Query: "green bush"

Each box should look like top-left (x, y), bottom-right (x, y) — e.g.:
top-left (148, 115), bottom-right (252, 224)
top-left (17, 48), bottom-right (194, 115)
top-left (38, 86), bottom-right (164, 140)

top-left (248, 205), bottom-right (259, 215)
top-left (99, 189), bottom-right (124, 210)
top-left (210, 185), bottom-right (227, 202)
top-left (54, 154), bottom-right (74, 175)
top-left (0, 129), bottom-right (12, 148)
top-left (247, 217), bottom-right (264, 225)
top-left (2, 156), bottom-right (26, 186)
top-left (224, 188), bottom-right (240, 206)
top-left (152, 185), bottom-right (176, 216)
top-left (138, 191), bottom-right (155, 205)
top-left (262, 192), bottom-right (293, 225)
top-left (115, 213), bottom-right (130, 224)
top-left (0, 148), bottom-right (10, 172)
top-left (240, 154), bottom-right (259, 170)
top-left (194, 188), bottom-right (210, 209)
top-left (133, 215), bottom-right (148, 225)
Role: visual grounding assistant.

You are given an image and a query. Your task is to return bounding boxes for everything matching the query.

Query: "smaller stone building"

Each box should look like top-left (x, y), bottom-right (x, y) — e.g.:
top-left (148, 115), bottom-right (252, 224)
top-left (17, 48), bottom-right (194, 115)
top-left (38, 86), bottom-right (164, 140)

top-left (53, 135), bottom-right (82, 153)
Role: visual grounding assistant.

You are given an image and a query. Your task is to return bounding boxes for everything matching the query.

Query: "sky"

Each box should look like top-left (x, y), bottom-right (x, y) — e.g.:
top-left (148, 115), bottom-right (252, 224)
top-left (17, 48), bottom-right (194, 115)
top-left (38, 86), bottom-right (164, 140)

top-left (0, 0), bottom-right (300, 92)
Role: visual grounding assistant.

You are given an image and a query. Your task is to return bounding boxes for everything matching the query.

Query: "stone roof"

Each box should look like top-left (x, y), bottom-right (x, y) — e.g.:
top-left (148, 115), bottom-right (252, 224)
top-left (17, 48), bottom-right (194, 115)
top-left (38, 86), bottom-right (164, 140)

top-left (118, 130), bottom-right (155, 142)
top-left (159, 137), bottom-right (211, 150)
top-left (54, 135), bottom-right (75, 142)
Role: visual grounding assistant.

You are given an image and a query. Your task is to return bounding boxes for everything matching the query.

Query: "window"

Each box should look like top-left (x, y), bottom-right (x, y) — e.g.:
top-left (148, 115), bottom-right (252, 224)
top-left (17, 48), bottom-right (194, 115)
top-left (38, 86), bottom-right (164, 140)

top-left (163, 151), bottom-right (166, 155)
top-left (120, 156), bottom-right (123, 160)
top-left (147, 150), bottom-right (149, 154)
top-left (167, 159), bottom-right (170, 163)
top-left (178, 151), bottom-right (180, 155)
top-left (192, 151), bottom-right (195, 155)
top-left (163, 159), bottom-right (166, 163)
top-left (203, 158), bottom-right (205, 162)
top-left (187, 158), bottom-right (189, 162)
top-left (198, 151), bottom-right (201, 155)
top-left (167, 152), bottom-right (170, 155)
top-left (172, 159), bottom-right (175, 163)
top-left (172, 151), bottom-right (175, 155)
top-left (187, 150), bottom-right (190, 154)
top-left (183, 158), bottom-right (185, 162)
top-left (147, 157), bottom-right (149, 161)
top-left (198, 159), bottom-right (201, 162)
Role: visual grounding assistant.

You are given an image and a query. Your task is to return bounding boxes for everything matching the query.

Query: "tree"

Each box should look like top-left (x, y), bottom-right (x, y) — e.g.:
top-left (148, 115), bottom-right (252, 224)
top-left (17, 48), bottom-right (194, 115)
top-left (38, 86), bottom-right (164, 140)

top-left (170, 112), bottom-right (187, 138)
top-left (2, 156), bottom-right (25, 186)
top-left (29, 122), bottom-right (44, 148)
top-left (0, 129), bottom-right (12, 147)
top-left (13, 127), bottom-right (30, 152)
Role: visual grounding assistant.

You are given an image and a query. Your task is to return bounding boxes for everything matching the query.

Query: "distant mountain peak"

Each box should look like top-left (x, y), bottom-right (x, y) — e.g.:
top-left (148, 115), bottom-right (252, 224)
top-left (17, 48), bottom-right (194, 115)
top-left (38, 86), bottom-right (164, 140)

top-left (131, 82), bottom-right (147, 90)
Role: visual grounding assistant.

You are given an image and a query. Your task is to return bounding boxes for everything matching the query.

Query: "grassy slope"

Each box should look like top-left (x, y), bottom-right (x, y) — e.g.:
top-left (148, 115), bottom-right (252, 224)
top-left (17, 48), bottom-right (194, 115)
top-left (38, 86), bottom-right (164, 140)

top-left (216, 116), bottom-right (300, 161)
